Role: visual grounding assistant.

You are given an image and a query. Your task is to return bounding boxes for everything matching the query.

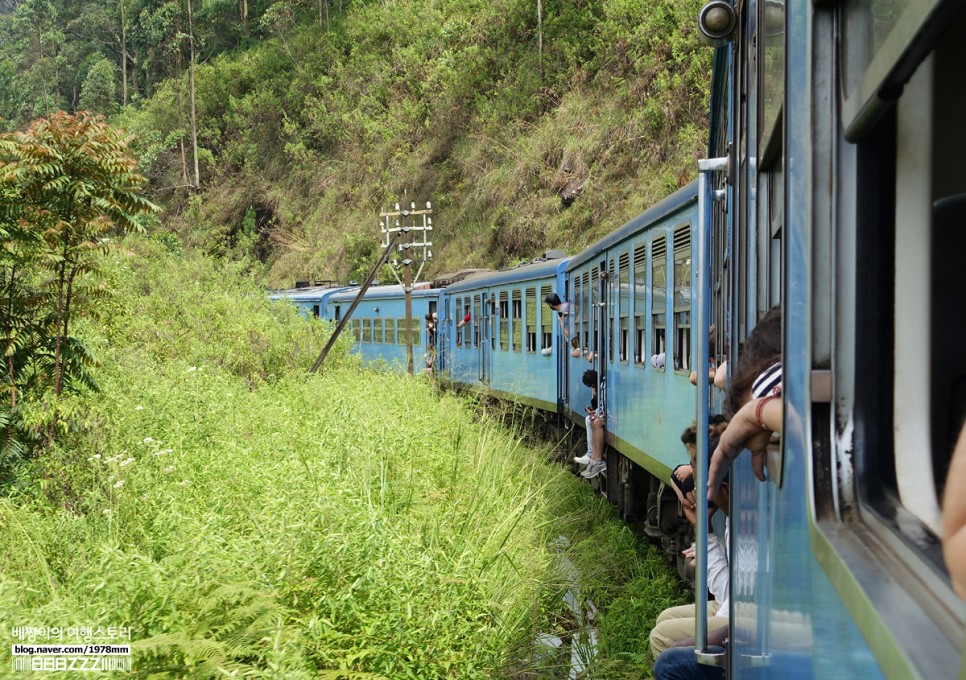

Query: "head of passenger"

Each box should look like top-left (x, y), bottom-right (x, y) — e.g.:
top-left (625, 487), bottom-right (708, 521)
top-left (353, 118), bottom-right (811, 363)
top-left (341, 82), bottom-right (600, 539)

top-left (582, 369), bottom-right (598, 389)
top-left (545, 293), bottom-right (562, 310)
top-left (724, 305), bottom-right (782, 418)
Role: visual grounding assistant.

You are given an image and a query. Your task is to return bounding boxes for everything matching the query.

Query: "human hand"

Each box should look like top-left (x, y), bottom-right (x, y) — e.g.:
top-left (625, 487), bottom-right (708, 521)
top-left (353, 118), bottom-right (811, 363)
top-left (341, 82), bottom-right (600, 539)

top-left (707, 398), bottom-right (779, 500)
top-left (674, 464), bottom-right (693, 483)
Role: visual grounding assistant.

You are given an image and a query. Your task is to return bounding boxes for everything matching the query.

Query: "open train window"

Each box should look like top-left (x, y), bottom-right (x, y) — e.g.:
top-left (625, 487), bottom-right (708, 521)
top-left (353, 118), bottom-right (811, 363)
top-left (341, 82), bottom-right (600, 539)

top-left (385, 318), bottom-right (395, 345)
top-left (672, 225), bottom-right (692, 373)
top-left (499, 292), bottom-right (509, 351)
top-left (312, 304), bottom-right (320, 318)
top-left (651, 237), bottom-right (667, 368)
top-left (540, 284), bottom-right (553, 350)
top-left (473, 295), bottom-right (482, 348)
top-left (634, 243), bottom-right (647, 365)
top-left (525, 288), bottom-right (537, 353)
top-left (512, 290), bottom-right (523, 352)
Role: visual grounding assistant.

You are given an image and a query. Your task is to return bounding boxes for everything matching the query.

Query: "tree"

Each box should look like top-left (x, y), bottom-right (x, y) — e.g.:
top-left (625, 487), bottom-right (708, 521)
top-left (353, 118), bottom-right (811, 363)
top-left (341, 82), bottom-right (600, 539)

top-left (79, 57), bottom-right (118, 113)
top-left (0, 111), bottom-right (159, 444)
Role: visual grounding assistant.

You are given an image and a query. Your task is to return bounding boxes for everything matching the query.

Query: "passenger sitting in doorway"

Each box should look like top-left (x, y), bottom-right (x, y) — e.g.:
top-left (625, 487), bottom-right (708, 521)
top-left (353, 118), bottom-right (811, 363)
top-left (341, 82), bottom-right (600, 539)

top-left (456, 307), bottom-right (471, 346)
top-left (651, 436), bottom-right (730, 659)
top-left (574, 369), bottom-right (606, 479)
top-left (544, 293), bottom-right (571, 337)
top-left (425, 313), bottom-right (437, 346)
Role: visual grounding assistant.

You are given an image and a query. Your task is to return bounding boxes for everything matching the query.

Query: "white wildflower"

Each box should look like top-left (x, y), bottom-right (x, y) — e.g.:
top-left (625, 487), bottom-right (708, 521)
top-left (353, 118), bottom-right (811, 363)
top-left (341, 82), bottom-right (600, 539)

top-left (113, 480), bottom-right (125, 489)
top-left (187, 366), bottom-right (197, 372)
top-left (102, 509), bottom-right (111, 516)
top-left (93, 454), bottom-right (101, 459)
top-left (178, 479), bottom-right (191, 487)
top-left (153, 449), bottom-right (173, 456)
top-left (164, 466), bottom-right (175, 474)
top-left (142, 437), bottom-right (154, 444)
top-left (119, 457), bottom-right (135, 467)
top-left (87, 457), bottom-right (94, 462)
top-left (135, 405), bottom-right (144, 411)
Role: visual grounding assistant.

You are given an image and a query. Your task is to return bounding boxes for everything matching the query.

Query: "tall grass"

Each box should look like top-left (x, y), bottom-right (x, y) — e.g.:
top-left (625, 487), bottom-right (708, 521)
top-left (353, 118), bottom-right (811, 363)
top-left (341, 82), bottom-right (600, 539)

top-left (0, 237), bottom-right (689, 678)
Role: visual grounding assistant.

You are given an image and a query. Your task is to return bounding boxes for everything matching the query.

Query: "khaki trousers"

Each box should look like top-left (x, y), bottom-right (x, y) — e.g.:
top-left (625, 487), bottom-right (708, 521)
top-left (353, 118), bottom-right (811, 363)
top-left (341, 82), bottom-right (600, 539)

top-left (649, 602), bottom-right (729, 657)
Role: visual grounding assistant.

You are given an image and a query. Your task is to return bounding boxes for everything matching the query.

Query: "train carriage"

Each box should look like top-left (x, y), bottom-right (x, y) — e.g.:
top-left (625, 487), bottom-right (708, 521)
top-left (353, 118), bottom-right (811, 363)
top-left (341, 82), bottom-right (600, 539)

top-left (442, 257), bottom-right (568, 411)
top-left (268, 284), bottom-right (355, 321)
top-left (694, 0), bottom-right (966, 676)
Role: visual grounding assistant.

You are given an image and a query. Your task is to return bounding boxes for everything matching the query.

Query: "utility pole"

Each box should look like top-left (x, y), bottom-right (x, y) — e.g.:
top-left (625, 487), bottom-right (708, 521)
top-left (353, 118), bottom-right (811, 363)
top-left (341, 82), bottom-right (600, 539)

top-left (381, 196), bottom-right (433, 375)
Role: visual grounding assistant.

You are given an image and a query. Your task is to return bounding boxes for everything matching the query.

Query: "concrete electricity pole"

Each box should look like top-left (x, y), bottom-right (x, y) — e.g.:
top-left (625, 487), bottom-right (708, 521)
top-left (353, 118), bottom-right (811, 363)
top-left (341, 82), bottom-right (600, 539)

top-left (381, 197), bottom-right (433, 374)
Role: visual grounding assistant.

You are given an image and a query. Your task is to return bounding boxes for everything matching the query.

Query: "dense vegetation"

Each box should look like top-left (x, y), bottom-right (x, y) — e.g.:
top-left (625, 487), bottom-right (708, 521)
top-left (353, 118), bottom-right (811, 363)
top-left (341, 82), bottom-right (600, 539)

top-left (0, 0), bottom-right (712, 285)
top-left (0, 238), bottom-right (689, 677)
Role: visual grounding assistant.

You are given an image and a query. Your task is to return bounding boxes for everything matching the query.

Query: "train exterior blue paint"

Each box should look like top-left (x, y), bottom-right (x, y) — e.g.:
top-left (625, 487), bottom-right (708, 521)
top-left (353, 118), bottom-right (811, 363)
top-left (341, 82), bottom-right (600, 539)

top-left (444, 259), bottom-right (568, 411)
top-left (565, 183), bottom-right (698, 483)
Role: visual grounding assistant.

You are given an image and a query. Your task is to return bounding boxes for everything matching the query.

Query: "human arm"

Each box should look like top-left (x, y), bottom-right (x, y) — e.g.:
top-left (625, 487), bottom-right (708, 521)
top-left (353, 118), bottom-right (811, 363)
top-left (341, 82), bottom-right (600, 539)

top-left (943, 423), bottom-right (966, 600)
top-left (707, 395), bottom-right (782, 500)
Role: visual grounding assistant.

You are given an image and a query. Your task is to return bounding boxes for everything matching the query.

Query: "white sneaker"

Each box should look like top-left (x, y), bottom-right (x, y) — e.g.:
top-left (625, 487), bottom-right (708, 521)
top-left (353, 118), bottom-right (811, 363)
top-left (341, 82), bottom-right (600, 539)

top-left (573, 453), bottom-right (592, 465)
top-left (581, 460), bottom-right (607, 479)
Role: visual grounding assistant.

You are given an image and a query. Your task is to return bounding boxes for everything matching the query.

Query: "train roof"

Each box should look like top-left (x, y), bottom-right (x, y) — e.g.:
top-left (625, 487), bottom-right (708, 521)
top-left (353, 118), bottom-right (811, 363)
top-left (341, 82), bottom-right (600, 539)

top-left (329, 283), bottom-right (441, 302)
top-left (566, 180), bottom-right (698, 271)
top-left (444, 256), bottom-right (569, 293)
top-left (268, 285), bottom-right (355, 301)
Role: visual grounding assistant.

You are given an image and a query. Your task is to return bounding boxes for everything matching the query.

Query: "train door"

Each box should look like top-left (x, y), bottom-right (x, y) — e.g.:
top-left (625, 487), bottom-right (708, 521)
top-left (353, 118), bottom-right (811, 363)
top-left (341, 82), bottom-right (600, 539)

top-left (479, 291), bottom-right (490, 385)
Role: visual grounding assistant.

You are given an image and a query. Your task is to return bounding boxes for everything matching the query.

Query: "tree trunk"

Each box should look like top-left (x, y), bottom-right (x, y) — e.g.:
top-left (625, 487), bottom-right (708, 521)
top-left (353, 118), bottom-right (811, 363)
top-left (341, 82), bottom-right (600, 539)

top-left (120, 0), bottom-right (128, 105)
top-left (239, 0), bottom-right (249, 38)
top-left (187, 0), bottom-right (200, 188)
top-left (537, 0), bottom-right (543, 89)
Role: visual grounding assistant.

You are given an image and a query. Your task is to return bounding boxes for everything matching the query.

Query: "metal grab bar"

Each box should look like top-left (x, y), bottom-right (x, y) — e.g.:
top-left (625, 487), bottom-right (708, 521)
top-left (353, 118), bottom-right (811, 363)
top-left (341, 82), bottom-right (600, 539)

top-left (694, 157), bottom-right (728, 668)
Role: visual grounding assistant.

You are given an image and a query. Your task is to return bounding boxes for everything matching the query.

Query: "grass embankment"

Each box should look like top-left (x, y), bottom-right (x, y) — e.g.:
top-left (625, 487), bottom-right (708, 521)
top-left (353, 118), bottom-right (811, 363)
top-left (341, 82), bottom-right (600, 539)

top-left (0, 238), bottom-right (689, 678)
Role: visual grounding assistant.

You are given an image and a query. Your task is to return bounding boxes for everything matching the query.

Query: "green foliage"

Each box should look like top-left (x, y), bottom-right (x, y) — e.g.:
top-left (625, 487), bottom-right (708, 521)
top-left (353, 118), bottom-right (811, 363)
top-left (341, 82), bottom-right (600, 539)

top-left (0, 111), bottom-right (158, 463)
top-left (79, 58), bottom-right (118, 115)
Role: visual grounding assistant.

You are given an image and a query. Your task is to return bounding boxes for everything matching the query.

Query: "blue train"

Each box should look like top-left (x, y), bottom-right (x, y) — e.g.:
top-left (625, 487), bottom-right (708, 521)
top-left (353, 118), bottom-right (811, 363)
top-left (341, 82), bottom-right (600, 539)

top-left (271, 0), bottom-right (966, 674)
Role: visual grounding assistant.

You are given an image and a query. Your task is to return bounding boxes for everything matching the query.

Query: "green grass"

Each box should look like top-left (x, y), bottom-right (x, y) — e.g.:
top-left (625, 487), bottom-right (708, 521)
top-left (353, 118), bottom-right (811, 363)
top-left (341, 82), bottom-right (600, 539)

top-left (0, 237), bottom-right (689, 678)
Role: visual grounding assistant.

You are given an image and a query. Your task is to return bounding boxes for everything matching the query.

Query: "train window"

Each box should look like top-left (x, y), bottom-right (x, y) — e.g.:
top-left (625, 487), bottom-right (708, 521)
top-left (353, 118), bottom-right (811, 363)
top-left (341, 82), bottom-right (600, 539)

top-left (473, 295), bottom-right (482, 348)
top-left (525, 288), bottom-right (537, 353)
top-left (374, 318), bottom-right (383, 344)
top-left (540, 284), bottom-right (553, 350)
top-left (512, 290), bottom-right (523, 352)
top-left (312, 304), bottom-right (320, 318)
top-left (619, 252), bottom-right (630, 363)
top-left (582, 272), bottom-right (591, 353)
top-left (499, 292), bottom-right (509, 351)
top-left (840, 0), bottom-right (954, 135)
top-left (352, 319), bottom-right (361, 342)
top-left (608, 258), bottom-right (616, 364)
top-left (652, 237), bottom-right (667, 367)
top-left (759, 0), bottom-right (784, 159)
top-left (411, 317), bottom-right (421, 346)
top-left (396, 318), bottom-right (406, 345)
top-left (634, 243), bottom-right (647, 365)
top-left (385, 318), bottom-right (395, 345)
top-left (335, 305), bottom-right (341, 322)
top-left (362, 318), bottom-right (372, 344)
top-left (673, 225), bottom-right (692, 373)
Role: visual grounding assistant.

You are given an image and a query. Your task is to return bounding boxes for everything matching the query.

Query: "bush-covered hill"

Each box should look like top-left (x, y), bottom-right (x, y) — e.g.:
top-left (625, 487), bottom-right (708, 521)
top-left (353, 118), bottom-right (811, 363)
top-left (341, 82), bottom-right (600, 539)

top-left (1, 0), bottom-right (711, 286)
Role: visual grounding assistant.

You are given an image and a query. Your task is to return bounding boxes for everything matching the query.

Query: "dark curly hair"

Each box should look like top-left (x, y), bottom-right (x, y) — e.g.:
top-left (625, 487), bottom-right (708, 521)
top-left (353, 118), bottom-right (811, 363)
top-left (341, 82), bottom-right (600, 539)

top-left (725, 305), bottom-right (782, 418)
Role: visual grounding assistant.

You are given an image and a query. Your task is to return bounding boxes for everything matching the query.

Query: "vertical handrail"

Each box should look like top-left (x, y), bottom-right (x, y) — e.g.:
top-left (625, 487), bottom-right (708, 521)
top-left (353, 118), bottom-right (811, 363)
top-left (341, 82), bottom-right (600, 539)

top-left (695, 157), bottom-right (728, 667)
top-left (309, 230), bottom-right (403, 373)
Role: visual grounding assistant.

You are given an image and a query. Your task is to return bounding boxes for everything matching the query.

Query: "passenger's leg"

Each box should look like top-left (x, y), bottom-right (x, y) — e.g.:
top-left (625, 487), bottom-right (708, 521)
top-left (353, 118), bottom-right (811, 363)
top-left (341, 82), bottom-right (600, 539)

top-left (592, 417), bottom-right (605, 462)
top-left (649, 604), bottom-right (697, 657)
top-left (585, 415), bottom-right (594, 455)
top-left (653, 647), bottom-right (725, 680)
